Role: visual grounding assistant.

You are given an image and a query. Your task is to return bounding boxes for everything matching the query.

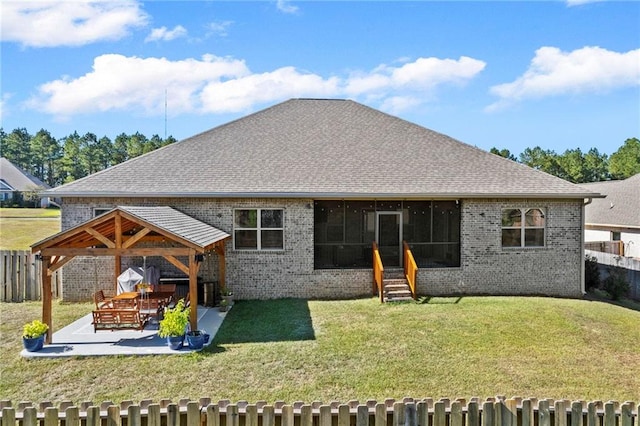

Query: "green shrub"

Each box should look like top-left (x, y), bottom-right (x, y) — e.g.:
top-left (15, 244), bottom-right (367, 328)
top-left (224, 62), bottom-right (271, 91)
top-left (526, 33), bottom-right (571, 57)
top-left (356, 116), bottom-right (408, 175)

top-left (584, 255), bottom-right (601, 291)
top-left (602, 268), bottom-right (630, 301)
top-left (158, 299), bottom-right (190, 337)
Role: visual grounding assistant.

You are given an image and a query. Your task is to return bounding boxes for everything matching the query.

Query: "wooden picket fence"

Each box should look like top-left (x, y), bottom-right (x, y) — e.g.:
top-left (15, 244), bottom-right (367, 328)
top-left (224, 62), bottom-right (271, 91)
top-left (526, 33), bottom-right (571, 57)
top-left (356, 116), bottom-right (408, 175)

top-left (0, 398), bottom-right (637, 426)
top-left (0, 250), bottom-right (60, 302)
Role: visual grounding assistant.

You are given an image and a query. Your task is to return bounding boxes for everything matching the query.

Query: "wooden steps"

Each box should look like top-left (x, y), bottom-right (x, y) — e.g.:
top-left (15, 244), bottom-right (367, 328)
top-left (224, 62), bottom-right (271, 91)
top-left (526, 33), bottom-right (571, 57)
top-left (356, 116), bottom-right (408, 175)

top-left (383, 269), bottom-right (414, 302)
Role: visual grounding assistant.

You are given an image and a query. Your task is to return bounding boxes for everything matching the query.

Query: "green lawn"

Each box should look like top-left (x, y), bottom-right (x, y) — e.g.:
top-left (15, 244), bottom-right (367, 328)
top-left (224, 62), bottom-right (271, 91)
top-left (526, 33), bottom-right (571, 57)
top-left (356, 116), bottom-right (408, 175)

top-left (1, 297), bottom-right (639, 404)
top-left (0, 208), bottom-right (61, 250)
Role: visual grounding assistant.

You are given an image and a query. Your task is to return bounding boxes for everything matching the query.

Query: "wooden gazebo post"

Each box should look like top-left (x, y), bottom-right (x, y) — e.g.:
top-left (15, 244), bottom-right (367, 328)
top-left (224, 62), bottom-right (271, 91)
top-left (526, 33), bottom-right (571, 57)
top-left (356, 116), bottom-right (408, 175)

top-left (189, 250), bottom-right (199, 331)
top-left (41, 256), bottom-right (52, 344)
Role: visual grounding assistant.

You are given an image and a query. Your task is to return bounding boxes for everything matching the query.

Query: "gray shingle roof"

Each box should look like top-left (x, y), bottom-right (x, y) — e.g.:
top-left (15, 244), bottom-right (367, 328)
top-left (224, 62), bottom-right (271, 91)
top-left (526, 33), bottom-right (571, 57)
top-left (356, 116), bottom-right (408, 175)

top-left (580, 174), bottom-right (640, 228)
top-left (119, 206), bottom-right (230, 248)
top-left (47, 99), bottom-right (599, 199)
top-left (1, 157), bottom-right (50, 191)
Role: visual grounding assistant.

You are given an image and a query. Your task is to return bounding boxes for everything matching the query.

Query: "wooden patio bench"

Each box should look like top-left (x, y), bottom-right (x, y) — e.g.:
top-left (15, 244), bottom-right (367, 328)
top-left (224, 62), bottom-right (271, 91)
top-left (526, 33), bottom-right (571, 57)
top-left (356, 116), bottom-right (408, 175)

top-left (91, 309), bottom-right (149, 332)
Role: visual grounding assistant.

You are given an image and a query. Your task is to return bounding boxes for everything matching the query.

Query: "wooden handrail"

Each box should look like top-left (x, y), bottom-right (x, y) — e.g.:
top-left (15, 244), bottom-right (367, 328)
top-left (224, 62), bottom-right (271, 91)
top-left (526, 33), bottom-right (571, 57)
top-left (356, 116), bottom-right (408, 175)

top-left (372, 242), bottom-right (384, 303)
top-left (403, 241), bottom-right (418, 300)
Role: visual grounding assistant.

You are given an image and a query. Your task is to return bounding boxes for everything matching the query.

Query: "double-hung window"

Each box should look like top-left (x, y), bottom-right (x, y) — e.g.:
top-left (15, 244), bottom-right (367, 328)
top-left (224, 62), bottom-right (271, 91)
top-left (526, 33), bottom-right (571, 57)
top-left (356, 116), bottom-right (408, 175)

top-left (502, 208), bottom-right (545, 248)
top-left (234, 208), bottom-right (284, 250)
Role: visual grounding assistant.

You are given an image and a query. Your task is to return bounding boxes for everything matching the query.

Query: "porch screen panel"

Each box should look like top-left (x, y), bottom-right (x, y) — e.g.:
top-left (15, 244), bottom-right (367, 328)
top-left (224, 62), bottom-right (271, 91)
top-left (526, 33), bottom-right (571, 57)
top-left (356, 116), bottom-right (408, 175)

top-left (314, 200), bottom-right (461, 269)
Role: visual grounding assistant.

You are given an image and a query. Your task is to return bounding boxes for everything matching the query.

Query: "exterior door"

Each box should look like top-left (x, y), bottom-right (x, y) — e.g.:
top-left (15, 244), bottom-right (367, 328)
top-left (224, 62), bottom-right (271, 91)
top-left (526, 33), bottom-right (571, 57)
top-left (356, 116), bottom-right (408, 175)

top-left (376, 212), bottom-right (402, 267)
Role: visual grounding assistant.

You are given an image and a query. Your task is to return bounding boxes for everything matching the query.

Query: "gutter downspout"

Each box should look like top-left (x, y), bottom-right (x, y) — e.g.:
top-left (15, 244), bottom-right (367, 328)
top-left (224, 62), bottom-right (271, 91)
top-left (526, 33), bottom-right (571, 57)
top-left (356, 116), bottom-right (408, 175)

top-left (581, 198), bottom-right (593, 295)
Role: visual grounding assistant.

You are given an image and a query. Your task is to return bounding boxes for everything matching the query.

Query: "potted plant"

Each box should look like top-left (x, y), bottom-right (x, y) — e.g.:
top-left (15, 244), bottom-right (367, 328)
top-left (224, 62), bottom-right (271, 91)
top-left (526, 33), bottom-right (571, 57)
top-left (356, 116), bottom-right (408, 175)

top-left (218, 298), bottom-right (229, 312)
top-left (158, 298), bottom-right (190, 350)
top-left (221, 287), bottom-right (234, 306)
top-left (186, 329), bottom-right (206, 350)
top-left (23, 320), bottom-right (48, 352)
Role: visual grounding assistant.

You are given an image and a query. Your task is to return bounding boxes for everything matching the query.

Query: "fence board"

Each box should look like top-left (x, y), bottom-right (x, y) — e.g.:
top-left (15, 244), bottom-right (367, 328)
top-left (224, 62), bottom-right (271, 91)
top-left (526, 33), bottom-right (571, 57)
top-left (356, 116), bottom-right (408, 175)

top-left (586, 249), bottom-right (640, 300)
top-left (0, 250), bottom-right (60, 302)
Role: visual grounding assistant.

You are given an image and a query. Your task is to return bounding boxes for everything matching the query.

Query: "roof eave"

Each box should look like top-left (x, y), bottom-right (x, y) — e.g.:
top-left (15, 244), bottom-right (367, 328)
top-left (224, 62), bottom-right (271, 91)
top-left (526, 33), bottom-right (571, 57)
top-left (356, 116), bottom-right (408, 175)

top-left (45, 190), bottom-right (604, 200)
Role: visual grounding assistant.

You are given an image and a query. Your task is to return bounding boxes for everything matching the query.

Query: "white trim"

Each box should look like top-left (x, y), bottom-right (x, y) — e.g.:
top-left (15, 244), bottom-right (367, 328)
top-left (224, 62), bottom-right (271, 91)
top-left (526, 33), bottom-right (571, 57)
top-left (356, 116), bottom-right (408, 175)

top-left (502, 208), bottom-right (546, 248)
top-left (375, 211), bottom-right (403, 266)
top-left (233, 208), bottom-right (285, 251)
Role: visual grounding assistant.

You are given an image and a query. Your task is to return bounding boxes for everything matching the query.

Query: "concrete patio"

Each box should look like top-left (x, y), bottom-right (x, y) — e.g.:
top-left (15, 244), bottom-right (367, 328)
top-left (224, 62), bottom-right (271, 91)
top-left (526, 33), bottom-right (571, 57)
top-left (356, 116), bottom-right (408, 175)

top-left (21, 305), bottom-right (228, 358)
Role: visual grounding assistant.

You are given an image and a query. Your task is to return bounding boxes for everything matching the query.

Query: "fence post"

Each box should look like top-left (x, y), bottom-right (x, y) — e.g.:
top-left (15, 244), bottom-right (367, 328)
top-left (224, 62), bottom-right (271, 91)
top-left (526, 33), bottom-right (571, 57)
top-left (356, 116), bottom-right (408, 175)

top-left (206, 404), bottom-right (220, 426)
top-left (66, 406), bottom-right (80, 426)
top-left (555, 401), bottom-right (567, 426)
top-left (620, 403), bottom-right (633, 426)
top-left (44, 407), bottom-right (59, 426)
top-left (357, 405), bottom-right (369, 426)
top-left (127, 405), bottom-right (141, 426)
top-left (338, 405), bottom-right (350, 426)
top-left (570, 401), bottom-right (583, 426)
top-left (2, 408), bottom-right (16, 426)
top-left (300, 405), bottom-right (313, 426)
top-left (86, 406), bottom-right (100, 426)
top-left (23, 407), bottom-right (38, 426)
top-left (282, 405), bottom-right (294, 426)
top-left (262, 405), bottom-right (275, 426)
top-left (450, 402), bottom-right (462, 426)
top-left (319, 405), bottom-right (332, 426)
top-left (405, 403), bottom-right (417, 426)
top-left (394, 402), bottom-right (405, 426)
top-left (603, 402), bottom-right (615, 426)
top-left (538, 400), bottom-right (551, 426)
top-left (434, 401), bottom-right (446, 426)
top-left (147, 404), bottom-right (161, 426)
top-left (107, 405), bottom-right (120, 426)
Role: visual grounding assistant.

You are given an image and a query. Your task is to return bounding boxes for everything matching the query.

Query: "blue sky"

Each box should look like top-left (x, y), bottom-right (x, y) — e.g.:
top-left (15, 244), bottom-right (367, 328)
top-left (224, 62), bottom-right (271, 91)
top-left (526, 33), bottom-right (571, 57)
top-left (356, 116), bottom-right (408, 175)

top-left (1, 1), bottom-right (639, 157)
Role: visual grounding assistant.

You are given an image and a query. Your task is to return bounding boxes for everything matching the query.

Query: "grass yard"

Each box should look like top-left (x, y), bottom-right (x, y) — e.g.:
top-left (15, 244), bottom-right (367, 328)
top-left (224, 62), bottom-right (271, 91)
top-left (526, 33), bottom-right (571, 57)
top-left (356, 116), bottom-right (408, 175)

top-left (1, 296), bottom-right (639, 404)
top-left (0, 208), bottom-right (61, 250)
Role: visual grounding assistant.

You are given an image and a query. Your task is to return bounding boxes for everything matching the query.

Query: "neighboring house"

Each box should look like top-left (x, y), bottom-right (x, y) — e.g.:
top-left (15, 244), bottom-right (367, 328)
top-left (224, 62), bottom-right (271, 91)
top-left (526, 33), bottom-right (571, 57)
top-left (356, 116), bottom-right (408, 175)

top-left (0, 157), bottom-right (51, 206)
top-left (43, 99), bottom-right (601, 302)
top-left (581, 173), bottom-right (640, 259)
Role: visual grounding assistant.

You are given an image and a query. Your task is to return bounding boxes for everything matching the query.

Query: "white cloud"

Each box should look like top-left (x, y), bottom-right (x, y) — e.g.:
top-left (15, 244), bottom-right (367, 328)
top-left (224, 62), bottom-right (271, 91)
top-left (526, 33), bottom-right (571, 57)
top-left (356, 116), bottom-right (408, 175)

top-left (201, 67), bottom-right (340, 113)
top-left (487, 46), bottom-right (640, 111)
top-left (1, 0), bottom-right (148, 48)
top-left (276, 0), bottom-right (299, 14)
top-left (206, 20), bottom-right (234, 37)
top-left (344, 56), bottom-right (486, 112)
top-left (27, 54), bottom-right (486, 118)
top-left (145, 25), bottom-right (187, 43)
top-left (566, 0), bottom-right (604, 6)
top-left (27, 54), bottom-right (250, 117)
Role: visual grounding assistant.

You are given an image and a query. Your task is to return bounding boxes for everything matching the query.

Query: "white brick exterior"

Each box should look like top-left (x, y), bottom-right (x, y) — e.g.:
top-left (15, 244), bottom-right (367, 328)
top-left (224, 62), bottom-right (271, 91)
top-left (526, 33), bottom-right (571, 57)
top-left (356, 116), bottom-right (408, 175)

top-left (59, 197), bottom-right (584, 301)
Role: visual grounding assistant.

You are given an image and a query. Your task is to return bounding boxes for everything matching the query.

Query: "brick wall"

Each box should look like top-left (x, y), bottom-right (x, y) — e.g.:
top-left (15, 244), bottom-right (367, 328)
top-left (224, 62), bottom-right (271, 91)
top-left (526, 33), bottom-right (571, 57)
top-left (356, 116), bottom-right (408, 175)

top-left (59, 197), bottom-right (583, 301)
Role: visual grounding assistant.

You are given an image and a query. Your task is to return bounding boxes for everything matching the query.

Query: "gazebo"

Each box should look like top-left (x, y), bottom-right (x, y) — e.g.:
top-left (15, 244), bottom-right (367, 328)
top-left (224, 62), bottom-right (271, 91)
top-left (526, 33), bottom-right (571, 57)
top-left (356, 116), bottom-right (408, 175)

top-left (31, 206), bottom-right (230, 343)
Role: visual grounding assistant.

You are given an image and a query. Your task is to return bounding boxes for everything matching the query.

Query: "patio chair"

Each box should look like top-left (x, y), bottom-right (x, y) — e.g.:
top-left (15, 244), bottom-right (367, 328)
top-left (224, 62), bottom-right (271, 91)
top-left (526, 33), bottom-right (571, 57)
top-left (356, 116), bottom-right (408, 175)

top-left (111, 297), bottom-right (137, 309)
top-left (93, 290), bottom-right (113, 309)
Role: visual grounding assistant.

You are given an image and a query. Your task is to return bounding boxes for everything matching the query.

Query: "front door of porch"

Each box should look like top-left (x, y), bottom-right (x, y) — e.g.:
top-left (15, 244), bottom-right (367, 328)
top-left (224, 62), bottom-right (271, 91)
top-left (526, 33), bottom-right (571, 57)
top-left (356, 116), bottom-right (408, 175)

top-left (375, 212), bottom-right (402, 267)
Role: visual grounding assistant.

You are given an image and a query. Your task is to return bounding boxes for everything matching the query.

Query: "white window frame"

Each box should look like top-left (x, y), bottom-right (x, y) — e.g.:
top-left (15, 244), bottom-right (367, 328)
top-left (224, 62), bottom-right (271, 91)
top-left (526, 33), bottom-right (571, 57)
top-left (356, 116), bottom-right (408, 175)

top-left (233, 208), bottom-right (285, 251)
top-left (501, 208), bottom-right (546, 248)
top-left (93, 207), bottom-right (112, 217)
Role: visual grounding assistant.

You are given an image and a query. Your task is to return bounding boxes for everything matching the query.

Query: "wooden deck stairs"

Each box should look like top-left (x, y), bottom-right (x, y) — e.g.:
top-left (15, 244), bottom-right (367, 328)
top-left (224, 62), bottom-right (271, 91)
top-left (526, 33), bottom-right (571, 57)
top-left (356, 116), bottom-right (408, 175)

top-left (383, 269), bottom-right (414, 302)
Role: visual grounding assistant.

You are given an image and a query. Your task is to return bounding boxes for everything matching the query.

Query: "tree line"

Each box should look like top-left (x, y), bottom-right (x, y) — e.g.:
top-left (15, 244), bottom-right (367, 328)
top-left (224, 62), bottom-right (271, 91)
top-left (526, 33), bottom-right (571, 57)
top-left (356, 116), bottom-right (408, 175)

top-left (1, 127), bottom-right (638, 187)
top-left (0, 128), bottom-right (177, 187)
top-left (491, 137), bottom-right (639, 183)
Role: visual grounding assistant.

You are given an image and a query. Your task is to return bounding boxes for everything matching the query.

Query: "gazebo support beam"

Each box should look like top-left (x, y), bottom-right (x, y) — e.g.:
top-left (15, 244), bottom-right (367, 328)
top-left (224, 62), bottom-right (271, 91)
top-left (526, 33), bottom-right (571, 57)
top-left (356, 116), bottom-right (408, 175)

top-left (189, 250), bottom-right (199, 331)
top-left (42, 256), bottom-right (52, 344)
top-left (215, 244), bottom-right (226, 292)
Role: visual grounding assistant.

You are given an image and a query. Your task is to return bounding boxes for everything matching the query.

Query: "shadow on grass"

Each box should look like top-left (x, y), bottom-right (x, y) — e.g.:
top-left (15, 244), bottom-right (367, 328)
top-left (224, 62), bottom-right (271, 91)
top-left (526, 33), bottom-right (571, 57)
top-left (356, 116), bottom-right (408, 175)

top-left (417, 296), bottom-right (463, 304)
top-left (212, 298), bottom-right (316, 345)
top-left (584, 291), bottom-right (640, 313)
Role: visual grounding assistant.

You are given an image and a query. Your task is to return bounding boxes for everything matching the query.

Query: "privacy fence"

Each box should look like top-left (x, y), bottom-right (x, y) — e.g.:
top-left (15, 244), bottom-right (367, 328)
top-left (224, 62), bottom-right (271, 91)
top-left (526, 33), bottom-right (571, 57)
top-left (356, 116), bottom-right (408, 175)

top-left (586, 249), bottom-right (640, 300)
top-left (0, 250), bottom-right (60, 302)
top-left (0, 398), bottom-right (637, 426)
